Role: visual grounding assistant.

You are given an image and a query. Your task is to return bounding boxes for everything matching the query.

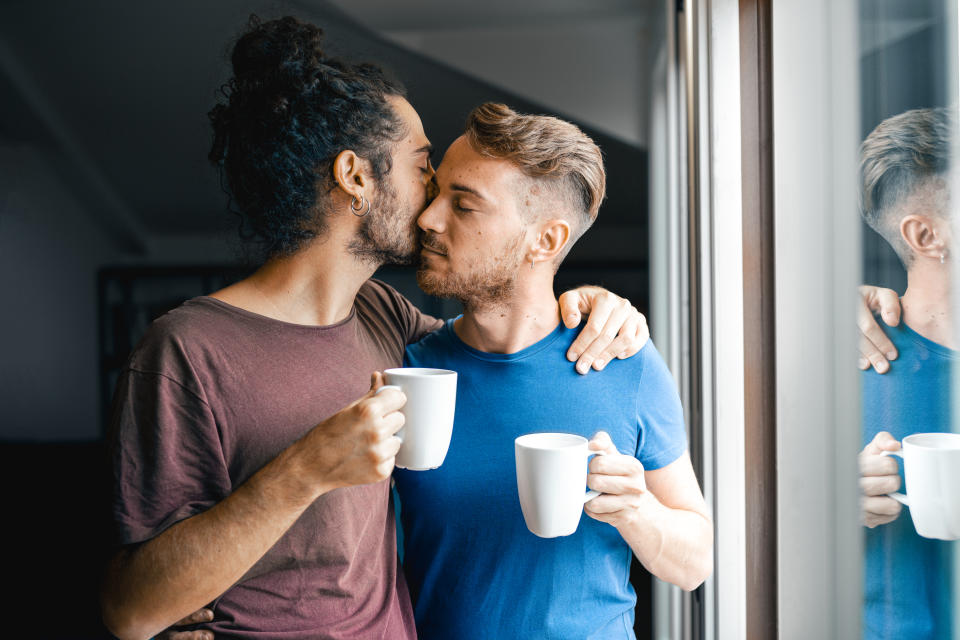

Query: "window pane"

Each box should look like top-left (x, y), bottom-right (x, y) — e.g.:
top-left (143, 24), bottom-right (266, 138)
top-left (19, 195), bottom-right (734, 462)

top-left (857, 1), bottom-right (958, 639)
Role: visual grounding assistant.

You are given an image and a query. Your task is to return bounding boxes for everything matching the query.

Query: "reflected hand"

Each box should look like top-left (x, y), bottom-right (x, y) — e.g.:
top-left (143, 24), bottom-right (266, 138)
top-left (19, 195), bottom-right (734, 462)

top-left (584, 431), bottom-right (649, 528)
top-left (857, 285), bottom-right (901, 373)
top-left (155, 609), bottom-right (214, 640)
top-left (558, 286), bottom-right (649, 374)
top-left (859, 431), bottom-right (903, 528)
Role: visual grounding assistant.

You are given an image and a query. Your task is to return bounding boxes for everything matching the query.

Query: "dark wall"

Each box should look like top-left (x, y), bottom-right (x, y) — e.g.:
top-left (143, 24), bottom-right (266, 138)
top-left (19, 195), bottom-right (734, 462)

top-left (1, 3), bottom-right (651, 637)
top-left (858, 0), bottom-right (951, 291)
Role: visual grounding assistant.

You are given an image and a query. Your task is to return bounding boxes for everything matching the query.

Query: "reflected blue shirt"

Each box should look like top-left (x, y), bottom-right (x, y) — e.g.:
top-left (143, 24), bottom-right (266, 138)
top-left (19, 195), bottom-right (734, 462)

top-left (861, 322), bottom-right (956, 640)
top-left (393, 319), bottom-right (688, 640)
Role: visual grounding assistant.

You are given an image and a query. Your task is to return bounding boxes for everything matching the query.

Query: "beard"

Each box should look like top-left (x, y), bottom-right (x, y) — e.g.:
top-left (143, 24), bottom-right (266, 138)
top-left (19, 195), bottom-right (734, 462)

top-left (417, 231), bottom-right (527, 311)
top-left (348, 179), bottom-right (422, 266)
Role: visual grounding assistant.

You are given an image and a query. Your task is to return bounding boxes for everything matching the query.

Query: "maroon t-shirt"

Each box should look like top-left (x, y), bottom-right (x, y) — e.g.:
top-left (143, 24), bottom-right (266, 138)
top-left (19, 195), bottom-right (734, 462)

top-left (108, 279), bottom-right (441, 639)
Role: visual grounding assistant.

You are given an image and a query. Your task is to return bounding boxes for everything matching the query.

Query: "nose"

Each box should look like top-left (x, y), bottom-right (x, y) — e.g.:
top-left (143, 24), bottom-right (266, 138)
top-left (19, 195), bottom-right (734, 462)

top-left (417, 193), bottom-right (445, 233)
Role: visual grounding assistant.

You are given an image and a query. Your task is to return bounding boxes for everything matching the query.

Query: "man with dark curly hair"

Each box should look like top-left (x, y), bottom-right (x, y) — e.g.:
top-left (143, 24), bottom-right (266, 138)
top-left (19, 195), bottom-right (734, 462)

top-left (100, 16), bottom-right (647, 640)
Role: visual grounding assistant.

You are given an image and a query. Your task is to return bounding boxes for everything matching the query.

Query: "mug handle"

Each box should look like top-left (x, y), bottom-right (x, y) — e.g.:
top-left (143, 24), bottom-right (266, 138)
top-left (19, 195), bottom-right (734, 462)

top-left (375, 385), bottom-right (404, 442)
top-left (584, 448), bottom-right (608, 503)
top-left (880, 450), bottom-right (909, 506)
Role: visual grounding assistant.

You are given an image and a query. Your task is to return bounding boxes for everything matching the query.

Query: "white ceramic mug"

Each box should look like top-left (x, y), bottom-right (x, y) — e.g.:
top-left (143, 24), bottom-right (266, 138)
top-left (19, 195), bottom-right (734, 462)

top-left (515, 432), bottom-right (604, 538)
top-left (882, 432), bottom-right (960, 540)
top-left (380, 368), bottom-right (457, 470)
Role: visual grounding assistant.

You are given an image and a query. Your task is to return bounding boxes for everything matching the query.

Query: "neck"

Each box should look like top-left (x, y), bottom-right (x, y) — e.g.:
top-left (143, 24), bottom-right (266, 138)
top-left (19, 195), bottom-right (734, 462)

top-left (454, 273), bottom-right (561, 353)
top-left (902, 261), bottom-right (955, 348)
top-left (212, 224), bottom-right (379, 326)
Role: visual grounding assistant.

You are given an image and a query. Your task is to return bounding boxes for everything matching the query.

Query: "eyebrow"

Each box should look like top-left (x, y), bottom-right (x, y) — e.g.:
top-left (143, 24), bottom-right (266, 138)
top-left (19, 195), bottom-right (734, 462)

top-left (413, 143), bottom-right (433, 156)
top-left (450, 182), bottom-right (488, 201)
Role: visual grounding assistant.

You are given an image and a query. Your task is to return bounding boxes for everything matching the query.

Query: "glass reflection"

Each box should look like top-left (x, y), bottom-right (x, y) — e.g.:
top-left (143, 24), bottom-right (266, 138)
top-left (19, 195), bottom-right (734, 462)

top-left (858, 106), bottom-right (956, 639)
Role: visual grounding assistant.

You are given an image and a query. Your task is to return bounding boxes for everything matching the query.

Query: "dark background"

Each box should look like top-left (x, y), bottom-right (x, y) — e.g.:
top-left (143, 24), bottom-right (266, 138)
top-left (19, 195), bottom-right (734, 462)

top-left (0, 1), bottom-right (654, 637)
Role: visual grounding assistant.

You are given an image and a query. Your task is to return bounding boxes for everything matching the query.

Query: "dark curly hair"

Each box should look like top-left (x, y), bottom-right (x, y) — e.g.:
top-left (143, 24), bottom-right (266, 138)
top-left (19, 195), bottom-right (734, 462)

top-left (208, 15), bottom-right (408, 257)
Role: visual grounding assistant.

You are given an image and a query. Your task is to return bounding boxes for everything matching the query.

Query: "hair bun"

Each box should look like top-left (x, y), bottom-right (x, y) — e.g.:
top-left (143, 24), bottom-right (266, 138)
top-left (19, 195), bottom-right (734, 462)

top-left (231, 15), bottom-right (327, 100)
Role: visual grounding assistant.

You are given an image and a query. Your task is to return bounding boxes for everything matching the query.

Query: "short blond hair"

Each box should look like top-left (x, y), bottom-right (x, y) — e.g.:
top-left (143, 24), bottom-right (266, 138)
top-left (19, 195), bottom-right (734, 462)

top-left (464, 103), bottom-right (606, 245)
top-left (860, 107), bottom-right (954, 267)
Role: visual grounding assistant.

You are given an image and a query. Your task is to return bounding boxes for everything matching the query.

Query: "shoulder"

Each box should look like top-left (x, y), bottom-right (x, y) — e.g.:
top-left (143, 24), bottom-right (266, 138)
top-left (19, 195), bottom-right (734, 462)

top-left (126, 298), bottom-right (230, 394)
top-left (404, 320), bottom-right (453, 365)
top-left (356, 278), bottom-right (415, 330)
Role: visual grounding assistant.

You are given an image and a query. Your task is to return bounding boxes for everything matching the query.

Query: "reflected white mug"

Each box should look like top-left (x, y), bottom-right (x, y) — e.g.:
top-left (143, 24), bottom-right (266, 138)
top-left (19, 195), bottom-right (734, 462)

top-left (515, 433), bottom-right (604, 538)
top-left (882, 432), bottom-right (960, 540)
top-left (379, 368), bottom-right (457, 470)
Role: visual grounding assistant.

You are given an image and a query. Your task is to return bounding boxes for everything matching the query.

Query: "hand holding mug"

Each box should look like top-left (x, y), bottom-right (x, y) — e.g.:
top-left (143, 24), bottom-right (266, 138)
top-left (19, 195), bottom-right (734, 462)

top-left (297, 372), bottom-right (406, 493)
top-left (858, 431), bottom-right (903, 528)
top-left (584, 431), bottom-right (649, 529)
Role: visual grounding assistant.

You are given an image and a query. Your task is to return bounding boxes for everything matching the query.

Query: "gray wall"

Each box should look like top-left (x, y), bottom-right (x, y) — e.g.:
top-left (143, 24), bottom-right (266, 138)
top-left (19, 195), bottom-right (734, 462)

top-left (0, 141), bottom-right (119, 441)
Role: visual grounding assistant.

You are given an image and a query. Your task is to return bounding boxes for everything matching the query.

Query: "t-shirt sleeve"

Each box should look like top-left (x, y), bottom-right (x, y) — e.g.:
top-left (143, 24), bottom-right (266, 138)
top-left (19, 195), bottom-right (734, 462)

top-left (634, 342), bottom-right (688, 470)
top-left (367, 279), bottom-right (443, 345)
top-left (109, 368), bottom-right (231, 546)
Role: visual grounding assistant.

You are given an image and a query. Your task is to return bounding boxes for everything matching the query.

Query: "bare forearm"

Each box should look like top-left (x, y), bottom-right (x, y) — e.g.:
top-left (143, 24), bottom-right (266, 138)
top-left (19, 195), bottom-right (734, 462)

top-left (618, 492), bottom-right (713, 591)
top-left (102, 444), bottom-right (323, 640)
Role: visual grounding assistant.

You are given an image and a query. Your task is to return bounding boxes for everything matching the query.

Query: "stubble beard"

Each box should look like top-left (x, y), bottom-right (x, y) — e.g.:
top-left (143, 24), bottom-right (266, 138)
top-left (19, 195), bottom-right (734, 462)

top-left (416, 232), bottom-right (527, 311)
top-left (348, 180), bottom-right (421, 266)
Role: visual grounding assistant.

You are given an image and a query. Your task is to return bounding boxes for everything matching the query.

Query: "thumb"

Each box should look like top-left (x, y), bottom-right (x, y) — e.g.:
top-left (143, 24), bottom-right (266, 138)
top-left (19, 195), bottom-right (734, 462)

top-left (876, 431), bottom-right (901, 452)
top-left (369, 371), bottom-right (386, 394)
top-left (558, 290), bottom-right (584, 328)
top-left (589, 430), bottom-right (615, 453)
top-left (865, 430), bottom-right (900, 454)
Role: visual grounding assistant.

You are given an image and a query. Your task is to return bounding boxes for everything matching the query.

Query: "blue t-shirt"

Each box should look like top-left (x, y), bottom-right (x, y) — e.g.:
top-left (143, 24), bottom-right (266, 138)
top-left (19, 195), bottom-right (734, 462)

top-left (861, 322), bottom-right (956, 640)
top-left (393, 318), bottom-right (688, 640)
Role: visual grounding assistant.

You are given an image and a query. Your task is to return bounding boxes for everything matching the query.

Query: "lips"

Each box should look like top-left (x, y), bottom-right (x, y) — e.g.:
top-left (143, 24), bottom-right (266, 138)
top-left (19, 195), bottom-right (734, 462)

top-left (421, 248), bottom-right (445, 259)
top-left (420, 241), bottom-right (447, 257)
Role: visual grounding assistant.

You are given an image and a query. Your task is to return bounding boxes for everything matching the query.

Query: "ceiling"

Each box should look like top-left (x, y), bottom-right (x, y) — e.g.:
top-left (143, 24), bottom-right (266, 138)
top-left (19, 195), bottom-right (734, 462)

top-left (324, 0), bottom-right (648, 31)
top-left (0, 0), bottom-right (650, 255)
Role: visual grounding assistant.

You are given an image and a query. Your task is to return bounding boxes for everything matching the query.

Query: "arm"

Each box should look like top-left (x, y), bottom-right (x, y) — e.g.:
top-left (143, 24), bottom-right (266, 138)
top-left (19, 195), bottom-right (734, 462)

top-left (857, 285), bottom-right (902, 373)
top-left (585, 433), bottom-right (712, 591)
top-left (859, 431), bottom-right (903, 528)
top-left (558, 286), bottom-right (650, 374)
top-left (101, 374), bottom-right (406, 640)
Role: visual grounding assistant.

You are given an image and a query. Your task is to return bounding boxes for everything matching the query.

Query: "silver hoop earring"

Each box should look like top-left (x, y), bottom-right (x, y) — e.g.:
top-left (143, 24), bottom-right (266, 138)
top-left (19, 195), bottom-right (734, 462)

top-left (530, 258), bottom-right (535, 270)
top-left (941, 252), bottom-right (946, 264)
top-left (351, 194), bottom-right (371, 217)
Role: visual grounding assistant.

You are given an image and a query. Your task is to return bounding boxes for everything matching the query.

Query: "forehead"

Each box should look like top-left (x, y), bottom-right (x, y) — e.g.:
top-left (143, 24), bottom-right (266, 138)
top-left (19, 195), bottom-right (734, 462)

top-left (387, 95), bottom-right (430, 150)
top-left (436, 136), bottom-right (525, 195)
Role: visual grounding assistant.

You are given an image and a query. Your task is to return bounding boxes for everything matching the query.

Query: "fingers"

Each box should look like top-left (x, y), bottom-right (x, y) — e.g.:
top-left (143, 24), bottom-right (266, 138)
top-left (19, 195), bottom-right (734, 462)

top-left (588, 431), bottom-right (615, 453)
top-left (172, 610), bottom-right (214, 626)
top-left (584, 495), bottom-right (632, 515)
top-left (867, 286), bottom-right (902, 327)
top-left (362, 386), bottom-right (407, 416)
top-left (557, 289), bottom-right (584, 329)
top-left (857, 286), bottom-right (900, 373)
top-left (590, 308), bottom-right (647, 370)
top-left (589, 450), bottom-right (644, 477)
top-left (369, 371), bottom-right (385, 391)
top-left (859, 452), bottom-right (899, 477)
top-left (156, 631), bottom-right (214, 640)
top-left (587, 471), bottom-right (645, 496)
top-left (155, 609), bottom-right (215, 640)
top-left (574, 299), bottom-right (630, 374)
top-left (862, 495), bottom-right (902, 518)
top-left (859, 473), bottom-right (901, 496)
top-left (565, 291), bottom-right (619, 368)
top-left (862, 431), bottom-right (900, 456)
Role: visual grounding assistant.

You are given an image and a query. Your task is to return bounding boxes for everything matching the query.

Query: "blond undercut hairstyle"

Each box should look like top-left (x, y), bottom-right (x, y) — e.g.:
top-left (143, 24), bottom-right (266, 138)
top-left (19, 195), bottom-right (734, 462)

top-left (860, 106), bottom-right (954, 268)
top-left (463, 103), bottom-right (606, 264)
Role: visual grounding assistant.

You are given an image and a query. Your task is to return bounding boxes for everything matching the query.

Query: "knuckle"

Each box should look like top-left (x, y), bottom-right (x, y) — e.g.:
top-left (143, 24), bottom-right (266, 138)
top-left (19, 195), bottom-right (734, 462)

top-left (356, 402), bottom-right (376, 421)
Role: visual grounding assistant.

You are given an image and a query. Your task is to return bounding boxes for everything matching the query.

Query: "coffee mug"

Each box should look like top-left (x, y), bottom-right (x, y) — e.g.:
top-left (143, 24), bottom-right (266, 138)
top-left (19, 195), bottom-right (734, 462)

top-left (515, 432), bottom-right (604, 538)
top-left (380, 368), bottom-right (457, 470)
top-left (882, 432), bottom-right (960, 540)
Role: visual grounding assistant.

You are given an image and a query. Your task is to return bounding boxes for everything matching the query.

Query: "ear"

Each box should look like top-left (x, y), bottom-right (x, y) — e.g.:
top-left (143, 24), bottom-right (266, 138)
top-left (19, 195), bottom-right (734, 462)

top-left (331, 150), bottom-right (370, 200)
top-left (900, 214), bottom-right (947, 261)
top-left (529, 219), bottom-right (572, 264)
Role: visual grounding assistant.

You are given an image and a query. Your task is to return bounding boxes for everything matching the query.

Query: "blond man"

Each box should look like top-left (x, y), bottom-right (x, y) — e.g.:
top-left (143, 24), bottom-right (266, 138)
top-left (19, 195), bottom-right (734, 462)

top-left (393, 104), bottom-right (712, 639)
